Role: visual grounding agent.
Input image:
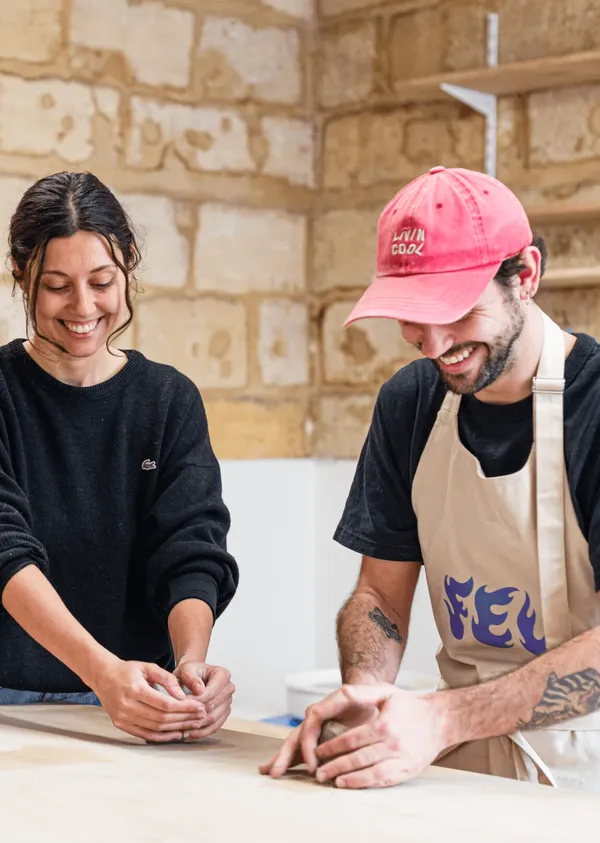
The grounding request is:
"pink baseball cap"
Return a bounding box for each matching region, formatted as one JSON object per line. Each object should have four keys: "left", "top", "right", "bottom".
{"left": 345, "top": 166, "right": 532, "bottom": 327}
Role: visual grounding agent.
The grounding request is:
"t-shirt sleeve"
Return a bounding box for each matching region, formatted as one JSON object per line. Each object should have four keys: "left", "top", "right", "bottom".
{"left": 565, "top": 368, "right": 600, "bottom": 593}
{"left": 580, "top": 470, "right": 600, "bottom": 593}
{"left": 142, "top": 382, "right": 239, "bottom": 623}
{"left": 333, "top": 373, "right": 423, "bottom": 563}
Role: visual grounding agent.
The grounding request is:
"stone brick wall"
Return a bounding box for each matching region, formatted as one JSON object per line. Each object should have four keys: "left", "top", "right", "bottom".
{"left": 0, "top": 0, "right": 599, "bottom": 460}
{"left": 315, "top": 0, "right": 600, "bottom": 457}
{"left": 0, "top": 0, "right": 316, "bottom": 459}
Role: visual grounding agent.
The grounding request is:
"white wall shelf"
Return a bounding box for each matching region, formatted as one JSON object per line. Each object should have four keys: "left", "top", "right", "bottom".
{"left": 527, "top": 203, "right": 600, "bottom": 226}
{"left": 542, "top": 266, "right": 600, "bottom": 289}
{"left": 395, "top": 49, "right": 600, "bottom": 105}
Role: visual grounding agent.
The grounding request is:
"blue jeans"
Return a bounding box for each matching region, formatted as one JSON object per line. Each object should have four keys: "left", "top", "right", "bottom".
{"left": 0, "top": 688, "right": 101, "bottom": 706}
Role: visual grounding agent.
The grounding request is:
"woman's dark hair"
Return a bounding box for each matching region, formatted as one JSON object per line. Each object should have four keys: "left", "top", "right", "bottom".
{"left": 494, "top": 233, "right": 547, "bottom": 288}
{"left": 9, "top": 171, "right": 142, "bottom": 351}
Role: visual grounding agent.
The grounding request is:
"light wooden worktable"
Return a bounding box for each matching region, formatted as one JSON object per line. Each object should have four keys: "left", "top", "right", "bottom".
{"left": 0, "top": 705, "right": 596, "bottom": 842}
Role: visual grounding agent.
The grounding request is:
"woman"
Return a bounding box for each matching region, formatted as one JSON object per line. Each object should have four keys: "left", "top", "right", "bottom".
{"left": 0, "top": 171, "right": 238, "bottom": 743}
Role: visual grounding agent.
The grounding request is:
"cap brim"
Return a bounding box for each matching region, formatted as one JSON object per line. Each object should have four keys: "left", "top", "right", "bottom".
{"left": 344, "top": 262, "right": 502, "bottom": 327}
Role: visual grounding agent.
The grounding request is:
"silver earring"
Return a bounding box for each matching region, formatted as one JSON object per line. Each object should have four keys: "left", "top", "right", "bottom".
{"left": 525, "top": 293, "right": 531, "bottom": 305}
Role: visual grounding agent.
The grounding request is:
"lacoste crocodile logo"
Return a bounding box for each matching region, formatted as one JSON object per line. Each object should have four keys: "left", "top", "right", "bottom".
{"left": 141, "top": 459, "right": 157, "bottom": 471}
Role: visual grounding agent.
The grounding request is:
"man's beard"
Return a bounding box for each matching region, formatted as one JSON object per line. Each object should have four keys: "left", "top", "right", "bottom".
{"left": 434, "top": 297, "right": 525, "bottom": 395}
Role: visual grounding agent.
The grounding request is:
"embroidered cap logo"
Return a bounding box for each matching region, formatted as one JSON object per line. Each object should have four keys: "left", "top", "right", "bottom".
{"left": 391, "top": 227, "right": 426, "bottom": 257}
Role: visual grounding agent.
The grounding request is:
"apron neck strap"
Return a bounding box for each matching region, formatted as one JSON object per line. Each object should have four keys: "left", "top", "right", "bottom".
{"left": 533, "top": 311, "right": 566, "bottom": 394}
{"left": 441, "top": 390, "right": 461, "bottom": 415}
{"left": 533, "top": 313, "right": 571, "bottom": 649}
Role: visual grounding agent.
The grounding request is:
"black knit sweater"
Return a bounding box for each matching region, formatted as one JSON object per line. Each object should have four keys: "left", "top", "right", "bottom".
{"left": 0, "top": 340, "right": 238, "bottom": 691}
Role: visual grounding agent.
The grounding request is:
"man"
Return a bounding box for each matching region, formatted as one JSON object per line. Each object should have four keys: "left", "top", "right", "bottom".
{"left": 261, "top": 166, "right": 600, "bottom": 791}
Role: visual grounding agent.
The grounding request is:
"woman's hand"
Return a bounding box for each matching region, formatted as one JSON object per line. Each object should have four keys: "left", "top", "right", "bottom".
{"left": 92, "top": 658, "right": 207, "bottom": 742}
{"left": 173, "top": 660, "right": 235, "bottom": 740}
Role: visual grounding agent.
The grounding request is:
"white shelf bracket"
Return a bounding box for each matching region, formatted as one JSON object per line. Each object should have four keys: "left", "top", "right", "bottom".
{"left": 440, "top": 13, "right": 499, "bottom": 178}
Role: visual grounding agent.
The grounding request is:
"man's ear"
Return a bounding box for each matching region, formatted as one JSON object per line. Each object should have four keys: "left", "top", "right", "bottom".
{"left": 516, "top": 245, "right": 542, "bottom": 302}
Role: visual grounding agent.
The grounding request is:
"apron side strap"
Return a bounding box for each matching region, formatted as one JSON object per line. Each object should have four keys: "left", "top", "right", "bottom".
{"left": 509, "top": 731, "right": 559, "bottom": 788}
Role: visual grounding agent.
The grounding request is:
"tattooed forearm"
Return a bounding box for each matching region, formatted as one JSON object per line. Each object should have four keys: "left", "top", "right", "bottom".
{"left": 336, "top": 594, "right": 405, "bottom": 683}
{"left": 440, "top": 626, "right": 600, "bottom": 747}
{"left": 368, "top": 607, "right": 403, "bottom": 643}
{"left": 517, "top": 668, "right": 600, "bottom": 730}
{"left": 337, "top": 600, "right": 386, "bottom": 676}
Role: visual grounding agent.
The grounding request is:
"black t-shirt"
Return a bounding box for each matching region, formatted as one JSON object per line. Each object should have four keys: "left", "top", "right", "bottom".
{"left": 334, "top": 333, "right": 600, "bottom": 591}
{"left": 0, "top": 340, "right": 238, "bottom": 692}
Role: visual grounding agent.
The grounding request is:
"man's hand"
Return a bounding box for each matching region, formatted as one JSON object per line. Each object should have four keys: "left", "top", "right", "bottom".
{"left": 259, "top": 690, "right": 376, "bottom": 778}
{"left": 174, "top": 660, "right": 235, "bottom": 739}
{"left": 92, "top": 659, "right": 207, "bottom": 742}
{"left": 261, "top": 683, "right": 447, "bottom": 789}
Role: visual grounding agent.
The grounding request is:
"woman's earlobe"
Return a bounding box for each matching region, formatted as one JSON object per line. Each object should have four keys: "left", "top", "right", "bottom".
{"left": 10, "top": 259, "right": 22, "bottom": 285}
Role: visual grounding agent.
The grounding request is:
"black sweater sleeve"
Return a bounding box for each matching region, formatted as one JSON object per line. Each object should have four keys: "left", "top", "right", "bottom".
{"left": 142, "top": 385, "right": 239, "bottom": 623}
{"left": 0, "top": 440, "right": 49, "bottom": 596}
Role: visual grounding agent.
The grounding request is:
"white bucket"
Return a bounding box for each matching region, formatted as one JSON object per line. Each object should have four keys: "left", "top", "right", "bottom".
{"left": 285, "top": 668, "right": 439, "bottom": 720}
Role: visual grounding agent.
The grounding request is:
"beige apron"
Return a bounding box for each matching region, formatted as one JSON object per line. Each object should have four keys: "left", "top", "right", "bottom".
{"left": 412, "top": 312, "right": 600, "bottom": 790}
